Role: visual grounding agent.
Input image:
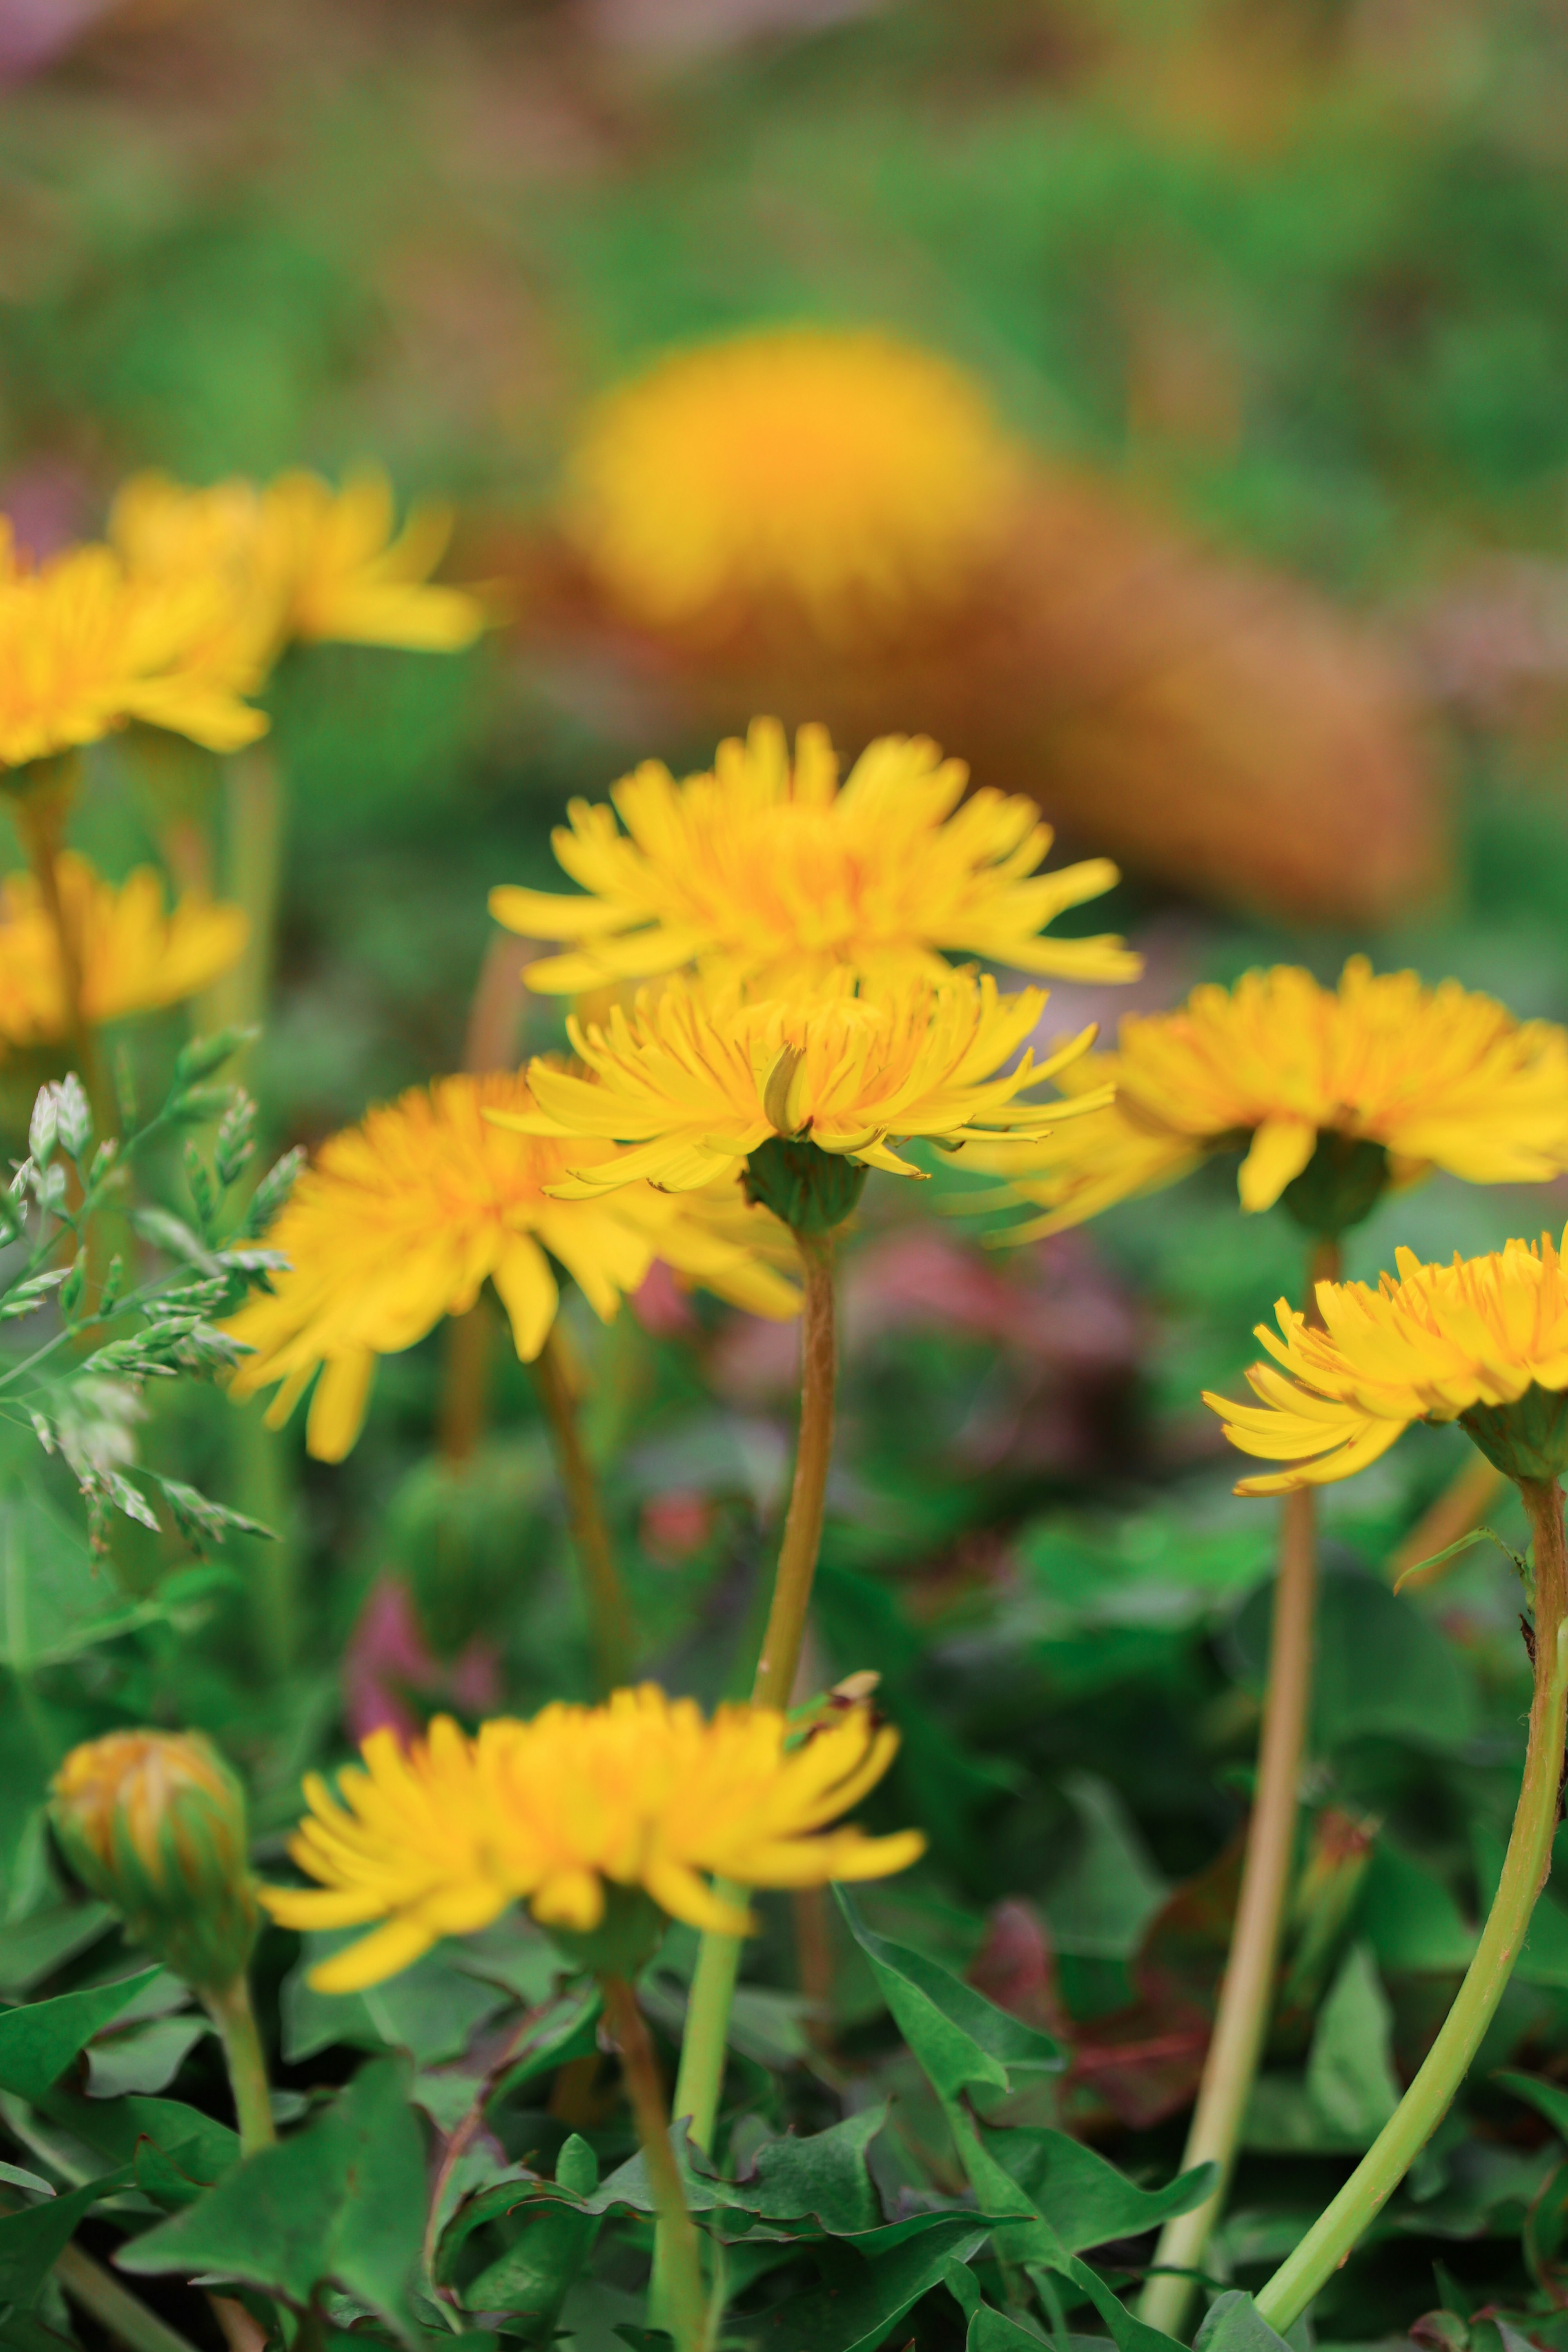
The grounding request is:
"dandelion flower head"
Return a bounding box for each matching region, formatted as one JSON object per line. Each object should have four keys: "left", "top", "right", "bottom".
{"left": 0, "top": 524, "right": 267, "bottom": 771}
{"left": 1206, "top": 1229, "right": 1568, "bottom": 1494}
{"left": 262, "top": 1686, "right": 926, "bottom": 1992}
{"left": 0, "top": 854, "right": 247, "bottom": 1045}
{"left": 223, "top": 1070, "right": 800, "bottom": 1462}
{"left": 560, "top": 326, "right": 1024, "bottom": 630}
{"left": 970, "top": 958, "right": 1568, "bottom": 1239}
{"left": 111, "top": 467, "right": 486, "bottom": 680}
{"left": 493, "top": 718, "right": 1136, "bottom": 996}
{"left": 495, "top": 968, "right": 1105, "bottom": 1197}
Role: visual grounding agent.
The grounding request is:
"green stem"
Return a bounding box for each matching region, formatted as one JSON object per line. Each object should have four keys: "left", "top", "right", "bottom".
{"left": 1140, "top": 1236, "right": 1338, "bottom": 2341}
{"left": 532, "top": 1324, "right": 631, "bottom": 1695}
{"left": 603, "top": 1973, "right": 706, "bottom": 2352}
{"left": 203, "top": 1972, "right": 276, "bottom": 2157}
{"left": 55, "top": 2242, "right": 203, "bottom": 2352}
{"left": 750, "top": 1232, "right": 837, "bottom": 1709}
{"left": 1255, "top": 1471, "right": 1568, "bottom": 2332}
{"left": 654, "top": 1231, "right": 840, "bottom": 2312}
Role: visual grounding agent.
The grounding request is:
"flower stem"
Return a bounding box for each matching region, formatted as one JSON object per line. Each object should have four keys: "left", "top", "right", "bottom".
{"left": 751, "top": 1232, "right": 836, "bottom": 1709}
{"left": 1254, "top": 1471, "right": 1568, "bottom": 2332}
{"left": 55, "top": 2243, "right": 203, "bottom": 2352}
{"left": 440, "top": 1301, "right": 492, "bottom": 1465}
{"left": 532, "top": 1323, "right": 631, "bottom": 1695}
{"left": 603, "top": 1973, "right": 707, "bottom": 2352}
{"left": 654, "top": 1229, "right": 840, "bottom": 2314}
{"left": 1139, "top": 1235, "right": 1339, "bottom": 2340}
{"left": 202, "top": 1972, "right": 276, "bottom": 2158}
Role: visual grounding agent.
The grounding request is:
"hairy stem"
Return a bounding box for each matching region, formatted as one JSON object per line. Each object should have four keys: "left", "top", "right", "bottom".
{"left": 532, "top": 1324, "right": 631, "bottom": 1694}
{"left": 56, "top": 2243, "right": 202, "bottom": 2352}
{"left": 603, "top": 1973, "right": 706, "bottom": 2352}
{"left": 1256, "top": 1472, "right": 1568, "bottom": 2331}
{"left": 202, "top": 1972, "right": 276, "bottom": 2158}
{"left": 1140, "top": 1236, "right": 1339, "bottom": 2339}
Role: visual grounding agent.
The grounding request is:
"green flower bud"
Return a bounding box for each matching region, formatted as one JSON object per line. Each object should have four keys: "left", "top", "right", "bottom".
{"left": 50, "top": 1729, "right": 260, "bottom": 1993}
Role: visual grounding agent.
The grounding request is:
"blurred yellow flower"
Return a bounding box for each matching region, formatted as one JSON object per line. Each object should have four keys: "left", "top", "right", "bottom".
{"left": 497, "top": 969, "right": 1101, "bottom": 1194}
{"left": 0, "top": 853, "right": 247, "bottom": 1044}
{"left": 492, "top": 718, "right": 1136, "bottom": 994}
{"left": 262, "top": 1686, "right": 925, "bottom": 1992}
{"left": 560, "top": 326, "right": 1024, "bottom": 630}
{"left": 1206, "top": 1231, "right": 1568, "bottom": 1495}
{"left": 0, "top": 527, "right": 267, "bottom": 770}
{"left": 223, "top": 1070, "right": 800, "bottom": 1463}
{"left": 971, "top": 958, "right": 1568, "bottom": 1239}
{"left": 110, "top": 466, "right": 486, "bottom": 683}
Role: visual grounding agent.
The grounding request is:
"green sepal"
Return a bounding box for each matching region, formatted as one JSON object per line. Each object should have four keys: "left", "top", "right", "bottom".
{"left": 743, "top": 1136, "right": 868, "bottom": 1234}
{"left": 1459, "top": 1385, "right": 1568, "bottom": 1483}
{"left": 1278, "top": 1133, "right": 1390, "bottom": 1238}
{"left": 544, "top": 1884, "right": 666, "bottom": 1980}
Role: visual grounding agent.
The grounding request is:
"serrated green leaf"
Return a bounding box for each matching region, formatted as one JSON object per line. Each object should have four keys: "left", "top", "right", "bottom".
{"left": 835, "top": 1891, "right": 1061, "bottom": 2099}
{"left": 462, "top": 2200, "right": 600, "bottom": 2336}
{"left": 119, "top": 2056, "right": 425, "bottom": 2344}
{"left": 977, "top": 2125, "right": 1214, "bottom": 2255}
{"left": 0, "top": 1969, "right": 161, "bottom": 2103}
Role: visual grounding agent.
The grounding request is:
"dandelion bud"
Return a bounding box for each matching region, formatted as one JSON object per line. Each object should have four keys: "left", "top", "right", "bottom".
{"left": 51, "top": 1730, "right": 260, "bottom": 1993}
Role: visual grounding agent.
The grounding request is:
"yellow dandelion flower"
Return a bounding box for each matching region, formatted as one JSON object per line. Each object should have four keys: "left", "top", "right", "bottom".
{"left": 110, "top": 466, "right": 486, "bottom": 678}
{"left": 261, "top": 1686, "right": 926, "bottom": 1993}
{"left": 223, "top": 1070, "right": 800, "bottom": 1463}
{"left": 492, "top": 717, "right": 1136, "bottom": 995}
{"left": 261, "top": 469, "right": 486, "bottom": 652}
{"left": 0, "top": 853, "right": 247, "bottom": 1045}
{"left": 971, "top": 958, "right": 1568, "bottom": 1239}
{"left": 494, "top": 969, "right": 1102, "bottom": 1197}
{"left": 560, "top": 325, "right": 1024, "bottom": 630}
{"left": 0, "top": 526, "right": 267, "bottom": 771}
{"left": 1205, "top": 1229, "right": 1568, "bottom": 1496}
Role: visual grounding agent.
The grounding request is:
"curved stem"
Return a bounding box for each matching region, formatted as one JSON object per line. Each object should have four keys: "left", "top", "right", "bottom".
{"left": 532, "top": 1323, "right": 631, "bottom": 1694}
{"left": 1256, "top": 1472, "right": 1568, "bottom": 2332}
{"left": 202, "top": 1972, "right": 276, "bottom": 2158}
{"left": 603, "top": 1973, "right": 706, "bottom": 2352}
{"left": 1140, "top": 1236, "right": 1339, "bottom": 2340}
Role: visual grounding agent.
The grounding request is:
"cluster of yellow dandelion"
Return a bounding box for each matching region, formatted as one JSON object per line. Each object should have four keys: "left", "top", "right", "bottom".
{"left": 225, "top": 1071, "right": 801, "bottom": 1461}
{"left": 561, "top": 326, "right": 1023, "bottom": 631}
{"left": 262, "top": 1686, "right": 924, "bottom": 1992}
{"left": 493, "top": 717, "right": 1134, "bottom": 993}
{"left": 973, "top": 957, "right": 1568, "bottom": 1238}
{"left": 0, "top": 468, "right": 481, "bottom": 788}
